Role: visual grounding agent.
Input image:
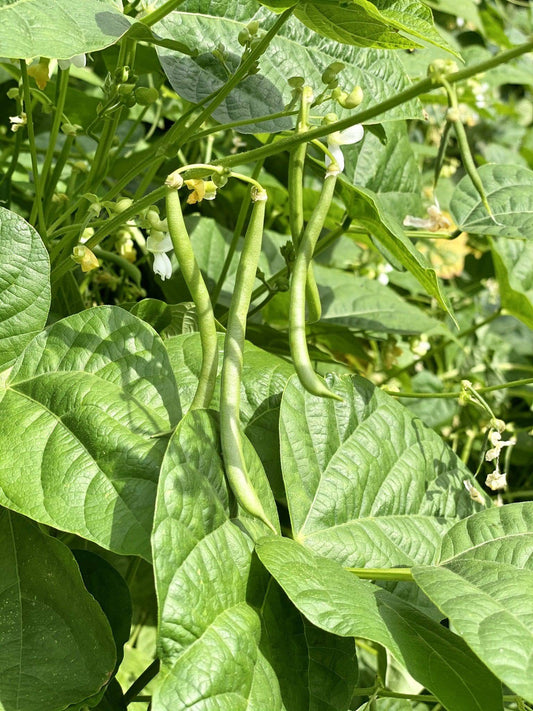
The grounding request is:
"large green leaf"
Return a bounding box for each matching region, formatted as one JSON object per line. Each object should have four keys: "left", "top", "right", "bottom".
{"left": 344, "top": 122, "right": 423, "bottom": 218}
{"left": 413, "top": 503, "right": 533, "bottom": 703}
{"left": 280, "top": 374, "right": 486, "bottom": 611}
{"left": 0, "top": 208, "right": 50, "bottom": 371}
{"left": 491, "top": 237, "right": 533, "bottom": 329}
{"left": 0, "top": 510, "right": 116, "bottom": 711}
{"left": 450, "top": 164, "right": 533, "bottom": 238}
{"left": 313, "top": 265, "right": 447, "bottom": 335}
{"left": 166, "top": 331, "right": 293, "bottom": 499}
{"left": 152, "top": 410, "right": 281, "bottom": 710}
{"left": 292, "top": 0, "right": 457, "bottom": 55}
{"left": 256, "top": 537, "right": 503, "bottom": 711}
{"left": 0, "top": 0, "right": 132, "bottom": 59}
{"left": 155, "top": 2, "right": 422, "bottom": 126}
{"left": 338, "top": 181, "right": 454, "bottom": 320}
{"left": 0, "top": 306, "right": 179, "bottom": 560}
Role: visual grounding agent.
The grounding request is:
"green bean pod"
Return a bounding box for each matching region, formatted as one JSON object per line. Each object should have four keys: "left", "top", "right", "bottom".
{"left": 219, "top": 188, "right": 277, "bottom": 533}
{"left": 165, "top": 185, "right": 218, "bottom": 410}
{"left": 288, "top": 86, "right": 322, "bottom": 323}
{"left": 289, "top": 173, "right": 342, "bottom": 401}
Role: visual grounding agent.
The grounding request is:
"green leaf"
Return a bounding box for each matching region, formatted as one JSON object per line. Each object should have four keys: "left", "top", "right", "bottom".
{"left": 0, "top": 0, "right": 132, "bottom": 59}
{"left": 0, "top": 208, "right": 50, "bottom": 371}
{"left": 344, "top": 122, "right": 423, "bottom": 218}
{"left": 256, "top": 537, "right": 503, "bottom": 711}
{"left": 338, "top": 181, "right": 454, "bottom": 320}
{"left": 73, "top": 550, "right": 132, "bottom": 670}
{"left": 293, "top": 0, "right": 457, "bottom": 55}
{"left": 303, "top": 620, "right": 358, "bottom": 711}
{"left": 151, "top": 410, "right": 283, "bottom": 710}
{"left": 0, "top": 306, "right": 179, "bottom": 560}
{"left": 437, "top": 502, "right": 533, "bottom": 567}
{"left": 313, "top": 265, "right": 448, "bottom": 335}
{"left": 491, "top": 237, "right": 533, "bottom": 329}
{"left": 450, "top": 164, "right": 533, "bottom": 238}
{"left": 413, "top": 503, "right": 533, "bottom": 703}
{"left": 0, "top": 510, "right": 116, "bottom": 711}
{"left": 280, "top": 374, "right": 487, "bottom": 611}
{"left": 155, "top": 2, "right": 422, "bottom": 126}
{"left": 166, "top": 332, "right": 293, "bottom": 500}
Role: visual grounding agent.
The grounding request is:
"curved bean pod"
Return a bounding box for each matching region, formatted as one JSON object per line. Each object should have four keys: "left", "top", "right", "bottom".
{"left": 219, "top": 188, "right": 277, "bottom": 533}
{"left": 165, "top": 185, "right": 218, "bottom": 410}
{"left": 289, "top": 173, "right": 342, "bottom": 401}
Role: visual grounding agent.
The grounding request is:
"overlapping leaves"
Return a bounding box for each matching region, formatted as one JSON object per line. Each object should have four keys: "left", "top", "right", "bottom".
{"left": 0, "top": 306, "right": 179, "bottom": 560}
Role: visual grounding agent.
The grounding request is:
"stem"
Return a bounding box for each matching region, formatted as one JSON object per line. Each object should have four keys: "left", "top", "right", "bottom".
{"left": 40, "top": 67, "right": 70, "bottom": 199}
{"left": 139, "top": 0, "right": 187, "bottom": 26}
{"left": 386, "top": 376, "right": 533, "bottom": 399}
{"left": 185, "top": 107, "right": 298, "bottom": 143}
{"left": 123, "top": 659, "right": 160, "bottom": 704}
{"left": 21, "top": 61, "right": 46, "bottom": 234}
{"left": 51, "top": 185, "right": 167, "bottom": 284}
{"left": 175, "top": 8, "right": 295, "bottom": 150}
{"left": 346, "top": 567, "right": 414, "bottom": 581}
{"left": 212, "top": 38, "right": 533, "bottom": 170}
{"left": 165, "top": 185, "right": 218, "bottom": 409}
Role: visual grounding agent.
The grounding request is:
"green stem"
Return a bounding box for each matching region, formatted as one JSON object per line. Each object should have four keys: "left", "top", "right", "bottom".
{"left": 165, "top": 185, "right": 218, "bottom": 410}
{"left": 21, "top": 62, "right": 46, "bottom": 234}
{"left": 123, "top": 659, "right": 160, "bottom": 704}
{"left": 442, "top": 78, "right": 495, "bottom": 221}
{"left": 386, "top": 376, "right": 533, "bottom": 399}
{"left": 51, "top": 185, "right": 167, "bottom": 284}
{"left": 92, "top": 246, "right": 143, "bottom": 286}
{"left": 289, "top": 174, "right": 341, "bottom": 400}
{"left": 346, "top": 567, "right": 414, "bottom": 581}
{"left": 40, "top": 67, "right": 70, "bottom": 199}
{"left": 219, "top": 188, "right": 277, "bottom": 533}
{"left": 212, "top": 38, "right": 533, "bottom": 170}
{"left": 175, "top": 7, "right": 294, "bottom": 150}
{"left": 184, "top": 107, "right": 298, "bottom": 143}
{"left": 139, "top": 0, "right": 187, "bottom": 26}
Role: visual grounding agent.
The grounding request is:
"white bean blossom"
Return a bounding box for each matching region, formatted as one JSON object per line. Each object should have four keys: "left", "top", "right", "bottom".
{"left": 58, "top": 54, "right": 87, "bottom": 71}
{"left": 325, "top": 124, "right": 364, "bottom": 175}
{"left": 147, "top": 231, "right": 173, "bottom": 281}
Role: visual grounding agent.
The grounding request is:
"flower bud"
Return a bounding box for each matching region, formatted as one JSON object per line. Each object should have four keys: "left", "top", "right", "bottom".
{"left": 135, "top": 86, "right": 159, "bottom": 105}
{"left": 72, "top": 245, "right": 99, "bottom": 272}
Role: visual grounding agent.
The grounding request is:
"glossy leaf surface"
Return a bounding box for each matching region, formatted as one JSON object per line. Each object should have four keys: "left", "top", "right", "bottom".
{"left": 0, "top": 307, "right": 179, "bottom": 560}
{"left": 0, "top": 0, "right": 132, "bottom": 59}
{"left": 0, "top": 208, "right": 50, "bottom": 371}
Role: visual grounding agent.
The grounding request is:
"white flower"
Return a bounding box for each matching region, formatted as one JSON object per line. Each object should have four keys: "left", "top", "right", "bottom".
{"left": 152, "top": 252, "right": 172, "bottom": 281}
{"left": 485, "top": 466, "right": 507, "bottom": 491}
{"left": 463, "top": 480, "right": 485, "bottom": 505}
{"left": 58, "top": 54, "right": 86, "bottom": 71}
{"left": 9, "top": 113, "right": 27, "bottom": 132}
{"left": 485, "top": 430, "right": 516, "bottom": 462}
{"left": 147, "top": 230, "right": 173, "bottom": 281}
{"left": 325, "top": 124, "right": 364, "bottom": 175}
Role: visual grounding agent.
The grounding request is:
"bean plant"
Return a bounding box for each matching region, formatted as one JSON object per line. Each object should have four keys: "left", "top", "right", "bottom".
{"left": 1, "top": 1, "right": 533, "bottom": 710}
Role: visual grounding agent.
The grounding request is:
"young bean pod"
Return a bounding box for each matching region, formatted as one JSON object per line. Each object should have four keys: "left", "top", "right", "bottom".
{"left": 289, "top": 173, "right": 342, "bottom": 400}
{"left": 288, "top": 86, "right": 322, "bottom": 323}
{"left": 165, "top": 184, "right": 218, "bottom": 410}
{"left": 219, "top": 187, "right": 277, "bottom": 533}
